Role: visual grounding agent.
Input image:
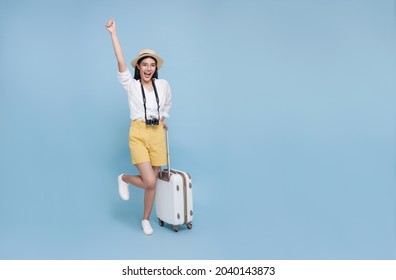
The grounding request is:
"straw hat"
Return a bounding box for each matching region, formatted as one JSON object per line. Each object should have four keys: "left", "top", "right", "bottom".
{"left": 131, "top": 49, "right": 164, "bottom": 69}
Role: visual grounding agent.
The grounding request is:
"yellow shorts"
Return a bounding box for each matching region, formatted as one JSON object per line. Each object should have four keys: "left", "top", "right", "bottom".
{"left": 129, "top": 120, "right": 166, "bottom": 166}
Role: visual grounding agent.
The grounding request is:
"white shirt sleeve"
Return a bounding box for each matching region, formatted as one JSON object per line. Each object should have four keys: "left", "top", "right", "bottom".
{"left": 161, "top": 80, "right": 172, "bottom": 118}
{"left": 117, "top": 68, "right": 135, "bottom": 93}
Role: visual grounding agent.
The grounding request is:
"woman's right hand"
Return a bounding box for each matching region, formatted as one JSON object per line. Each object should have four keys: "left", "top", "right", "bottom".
{"left": 105, "top": 17, "right": 127, "bottom": 72}
{"left": 105, "top": 17, "right": 116, "bottom": 33}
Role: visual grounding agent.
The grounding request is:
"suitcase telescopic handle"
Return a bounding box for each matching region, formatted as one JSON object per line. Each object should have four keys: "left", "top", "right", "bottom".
{"left": 165, "top": 127, "right": 171, "bottom": 178}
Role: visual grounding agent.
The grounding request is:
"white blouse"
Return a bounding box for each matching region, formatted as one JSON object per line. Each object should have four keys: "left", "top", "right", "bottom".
{"left": 118, "top": 68, "right": 172, "bottom": 121}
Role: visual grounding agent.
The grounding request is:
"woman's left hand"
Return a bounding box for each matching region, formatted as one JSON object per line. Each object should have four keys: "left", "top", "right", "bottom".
{"left": 160, "top": 120, "right": 168, "bottom": 130}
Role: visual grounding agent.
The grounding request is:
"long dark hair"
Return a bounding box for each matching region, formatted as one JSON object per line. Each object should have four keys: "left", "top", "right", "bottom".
{"left": 133, "top": 56, "right": 159, "bottom": 80}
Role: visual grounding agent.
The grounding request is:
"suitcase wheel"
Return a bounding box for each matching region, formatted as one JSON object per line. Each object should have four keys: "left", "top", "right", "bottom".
{"left": 172, "top": 225, "right": 179, "bottom": 232}
{"left": 158, "top": 218, "right": 164, "bottom": 227}
{"left": 186, "top": 223, "right": 193, "bottom": 230}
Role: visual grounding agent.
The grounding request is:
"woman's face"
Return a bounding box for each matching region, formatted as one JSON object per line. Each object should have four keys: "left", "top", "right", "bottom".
{"left": 137, "top": 57, "right": 157, "bottom": 83}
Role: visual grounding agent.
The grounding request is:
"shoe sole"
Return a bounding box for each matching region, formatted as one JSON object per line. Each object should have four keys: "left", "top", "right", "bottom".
{"left": 118, "top": 174, "right": 129, "bottom": 201}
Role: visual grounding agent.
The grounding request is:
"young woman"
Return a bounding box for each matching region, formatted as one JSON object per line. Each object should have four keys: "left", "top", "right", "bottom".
{"left": 106, "top": 18, "right": 172, "bottom": 235}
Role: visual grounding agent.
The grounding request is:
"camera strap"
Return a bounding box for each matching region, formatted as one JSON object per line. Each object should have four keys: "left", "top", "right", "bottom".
{"left": 140, "top": 79, "right": 160, "bottom": 122}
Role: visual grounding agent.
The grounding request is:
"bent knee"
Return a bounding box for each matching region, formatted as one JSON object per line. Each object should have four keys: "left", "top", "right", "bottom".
{"left": 144, "top": 177, "right": 157, "bottom": 190}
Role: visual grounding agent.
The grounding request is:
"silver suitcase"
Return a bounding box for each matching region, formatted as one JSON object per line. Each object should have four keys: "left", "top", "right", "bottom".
{"left": 155, "top": 129, "right": 193, "bottom": 232}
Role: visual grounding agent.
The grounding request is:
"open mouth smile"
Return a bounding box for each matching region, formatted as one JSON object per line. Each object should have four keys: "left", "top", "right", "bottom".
{"left": 144, "top": 72, "right": 152, "bottom": 79}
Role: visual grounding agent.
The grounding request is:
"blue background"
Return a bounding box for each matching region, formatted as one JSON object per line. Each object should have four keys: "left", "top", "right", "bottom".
{"left": 0, "top": 0, "right": 395, "bottom": 259}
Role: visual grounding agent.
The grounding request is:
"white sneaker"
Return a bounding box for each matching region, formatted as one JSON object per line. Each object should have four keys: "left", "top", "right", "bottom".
{"left": 142, "top": 219, "right": 153, "bottom": 235}
{"left": 118, "top": 174, "right": 129, "bottom": 201}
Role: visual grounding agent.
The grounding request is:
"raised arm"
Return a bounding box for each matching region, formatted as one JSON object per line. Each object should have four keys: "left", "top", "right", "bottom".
{"left": 106, "top": 18, "right": 127, "bottom": 73}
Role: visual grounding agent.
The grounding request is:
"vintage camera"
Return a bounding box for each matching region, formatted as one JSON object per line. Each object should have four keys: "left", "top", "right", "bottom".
{"left": 145, "top": 118, "right": 159, "bottom": 126}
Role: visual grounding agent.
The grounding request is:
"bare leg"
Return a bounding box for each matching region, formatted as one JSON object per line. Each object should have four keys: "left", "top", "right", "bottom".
{"left": 122, "top": 162, "right": 160, "bottom": 220}
{"left": 141, "top": 165, "right": 160, "bottom": 220}
{"left": 121, "top": 173, "right": 145, "bottom": 188}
